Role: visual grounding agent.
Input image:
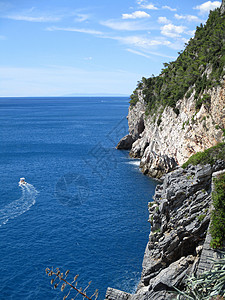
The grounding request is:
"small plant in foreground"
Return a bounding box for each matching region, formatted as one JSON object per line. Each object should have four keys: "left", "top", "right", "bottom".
{"left": 45, "top": 267, "right": 98, "bottom": 300}
{"left": 172, "top": 252, "right": 225, "bottom": 299}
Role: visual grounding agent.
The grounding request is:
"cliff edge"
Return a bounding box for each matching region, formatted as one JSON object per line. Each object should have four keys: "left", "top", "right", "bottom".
{"left": 105, "top": 160, "right": 225, "bottom": 300}
{"left": 117, "top": 2, "right": 225, "bottom": 178}
{"left": 107, "top": 2, "right": 225, "bottom": 299}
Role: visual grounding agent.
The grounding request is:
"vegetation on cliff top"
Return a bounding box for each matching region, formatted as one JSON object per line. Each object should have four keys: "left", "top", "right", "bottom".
{"left": 182, "top": 143, "right": 225, "bottom": 169}
{"left": 130, "top": 7, "right": 225, "bottom": 115}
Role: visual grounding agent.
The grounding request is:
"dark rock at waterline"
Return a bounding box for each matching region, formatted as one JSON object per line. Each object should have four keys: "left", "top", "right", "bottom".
{"left": 116, "top": 134, "right": 134, "bottom": 150}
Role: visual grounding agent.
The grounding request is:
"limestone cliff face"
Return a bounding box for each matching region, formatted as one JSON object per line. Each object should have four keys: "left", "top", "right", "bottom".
{"left": 120, "top": 82, "right": 225, "bottom": 178}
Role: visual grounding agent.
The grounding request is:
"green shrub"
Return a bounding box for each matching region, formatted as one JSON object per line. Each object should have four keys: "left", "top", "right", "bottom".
{"left": 129, "top": 93, "right": 139, "bottom": 106}
{"left": 210, "top": 173, "right": 225, "bottom": 249}
{"left": 172, "top": 252, "right": 225, "bottom": 299}
{"left": 182, "top": 143, "right": 225, "bottom": 168}
{"left": 197, "top": 214, "right": 206, "bottom": 222}
{"left": 195, "top": 94, "right": 211, "bottom": 110}
{"left": 152, "top": 228, "right": 160, "bottom": 233}
{"left": 130, "top": 8, "right": 225, "bottom": 116}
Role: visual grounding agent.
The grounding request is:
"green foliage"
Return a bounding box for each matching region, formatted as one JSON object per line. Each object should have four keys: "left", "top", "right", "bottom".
{"left": 197, "top": 214, "right": 206, "bottom": 222}
{"left": 210, "top": 173, "right": 225, "bottom": 249}
{"left": 196, "top": 94, "right": 211, "bottom": 110}
{"left": 130, "top": 8, "right": 225, "bottom": 115}
{"left": 129, "top": 91, "right": 139, "bottom": 106}
{"left": 172, "top": 252, "right": 225, "bottom": 299}
{"left": 152, "top": 228, "right": 160, "bottom": 233}
{"left": 186, "top": 88, "right": 194, "bottom": 99}
{"left": 182, "top": 143, "right": 225, "bottom": 168}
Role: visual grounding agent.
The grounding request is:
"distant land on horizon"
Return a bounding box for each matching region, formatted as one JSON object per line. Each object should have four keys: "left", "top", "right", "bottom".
{"left": 63, "top": 93, "right": 130, "bottom": 97}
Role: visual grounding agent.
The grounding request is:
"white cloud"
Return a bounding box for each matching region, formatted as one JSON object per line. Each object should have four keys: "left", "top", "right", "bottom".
{"left": 141, "top": 4, "right": 158, "bottom": 10}
{"left": 122, "top": 11, "right": 150, "bottom": 19}
{"left": 162, "top": 6, "right": 177, "bottom": 12}
{"left": 161, "top": 24, "right": 186, "bottom": 38}
{"left": 101, "top": 20, "right": 150, "bottom": 31}
{"left": 0, "top": 35, "right": 6, "bottom": 40}
{"left": 174, "top": 13, "right": 200, "bottom": 22}
{"left": 126, "top": 48, "right": 176, "bottom": 59}
{"left": 46, "top": 26, "right": 103, "bottom": 35}
{"left": 116, "top": 35, "right": 171, "bottom": 48}
{"left": 6, "top": 14, "right": 61, "bottom": 22}
{"left": 136, "top": 0, "right": 145, "bottom": 4}
{"left": 126, "top": 48, "right": 151, "bottom": 58}
{"left": 84, "top": 57, "right": 93, "bottom": 60}
{"left": 194, "top": 1, "right": 221, "bottom": 14}
{"left": 158, "top": 16, "right": 170, "bottom": 24}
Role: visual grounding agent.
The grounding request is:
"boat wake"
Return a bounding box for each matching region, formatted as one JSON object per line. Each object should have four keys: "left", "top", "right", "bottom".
{"left": 0, "top": 183, "right": 38, "bottom": 227}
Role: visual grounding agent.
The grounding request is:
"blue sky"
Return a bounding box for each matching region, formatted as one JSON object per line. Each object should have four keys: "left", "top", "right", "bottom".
{"left": 0, "top": 0, "right": 222, "bottom": 96}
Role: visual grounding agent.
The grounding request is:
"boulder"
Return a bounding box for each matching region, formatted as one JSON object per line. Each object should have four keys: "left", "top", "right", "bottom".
{"left": 117, "top": 134, "right": 134, "bottom": 150}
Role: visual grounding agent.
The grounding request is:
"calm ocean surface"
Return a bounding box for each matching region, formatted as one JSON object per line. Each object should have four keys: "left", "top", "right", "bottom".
{"left": 0, "top": 97, "right": 157, "bottom": 299}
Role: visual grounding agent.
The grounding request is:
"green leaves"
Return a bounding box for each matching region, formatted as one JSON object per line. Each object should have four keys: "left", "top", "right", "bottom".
{"left": 130, "top": 7, "right": 225, "bottom": 115}
{"left": 182, "top": 143, "right": 225, "bottom": 169}
{"left": 172, "top": 252, "right": 225, "bottom": 299}
{"left": 210, "top": 173, "right": 225, "bottom": 249}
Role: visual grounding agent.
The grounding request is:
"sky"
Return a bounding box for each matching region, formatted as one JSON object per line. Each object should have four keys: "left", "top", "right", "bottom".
{"left": 0, "top": 0, "right": 222, "bottom": 97}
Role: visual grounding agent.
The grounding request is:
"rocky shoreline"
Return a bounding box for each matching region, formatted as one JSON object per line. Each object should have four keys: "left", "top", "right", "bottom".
{"left": 117, "top": 80, "right": 225, "bottom": 179}
{"left": 105, "top": 162, "right": 225, "bottom": 300}
{"left": 109, "top": 3, "right": 225, "bottom": 297}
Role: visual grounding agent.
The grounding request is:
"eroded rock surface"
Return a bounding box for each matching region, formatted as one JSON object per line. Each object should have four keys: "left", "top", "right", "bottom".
{"left": 118, "top": 83, "right": 225, "bottom": 178}
{"left": 105, "top": 163, "right": 225, "bottom": 300}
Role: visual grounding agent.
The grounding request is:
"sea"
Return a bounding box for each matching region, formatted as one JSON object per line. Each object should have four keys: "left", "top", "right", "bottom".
{"left": 0, "top": 97, "right": 157, "bottom": 300}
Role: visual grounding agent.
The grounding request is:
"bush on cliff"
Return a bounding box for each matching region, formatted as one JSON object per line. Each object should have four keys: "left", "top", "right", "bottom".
{"left": 182, "top": 143, "right": 225, "bottom": 169}
{"left": 130, "top": 7, "right": 225, "bottom": 114}
{"left": 210, "top": 173, "right": 225, "bottom": 249}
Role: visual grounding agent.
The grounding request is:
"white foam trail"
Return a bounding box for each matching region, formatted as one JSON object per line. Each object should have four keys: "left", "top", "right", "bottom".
{"left": 0, "top": 183, "right": 38, "bottom": 227}
{"left": 126, "top": 161, "right": 140, "bottom": 167}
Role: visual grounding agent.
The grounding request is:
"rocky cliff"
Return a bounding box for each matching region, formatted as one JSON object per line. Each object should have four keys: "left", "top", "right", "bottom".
{"left": 117, "top": 2, "right": 225, "bottom": 179}
{"left": 109, "top": 2, "right": 225, "bottom": 299}
{"left": 105, "top": 162, "right": 225, "bottom": 300}
{"left": 118, "top": 83, "right": 225, "bottom": 179}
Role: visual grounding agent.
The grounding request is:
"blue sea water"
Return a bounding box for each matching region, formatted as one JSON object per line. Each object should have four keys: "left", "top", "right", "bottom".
{"left": 0, "top": 97, "right": 157, "bottom": 299}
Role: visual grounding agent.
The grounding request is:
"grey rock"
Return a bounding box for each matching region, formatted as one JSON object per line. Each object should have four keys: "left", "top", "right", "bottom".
{"left": 150, "top": 256, "right": 194, "bottom": 291}
{"left": 105, "top": 166, "right": 225, "bottom": 300}
{"left": 105, "top": 288, "right": 132, "bottom": 300}
{"left": 117, "top": 134, "right": 134, "bottom": 150}
{"left": 213, "top": 159, "right": 225, "bottom": 172}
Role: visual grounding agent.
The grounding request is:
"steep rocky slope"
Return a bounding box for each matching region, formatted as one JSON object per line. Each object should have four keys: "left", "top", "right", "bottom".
{"left": 105, "top": 162, "right": 225, "bottom": 300}
{"left": 126, "top": 84, "right": 224, "bottom": 178}
{"left": 117, "top": 2, "right": 225, "bottom": 179}
{"left": 108, "top": 2, "right": 225, "bottom": 300}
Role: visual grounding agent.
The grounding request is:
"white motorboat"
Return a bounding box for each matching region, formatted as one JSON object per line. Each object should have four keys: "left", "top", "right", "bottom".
{"left": 19, "top": 177, "right": 27, "bottom": 186}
